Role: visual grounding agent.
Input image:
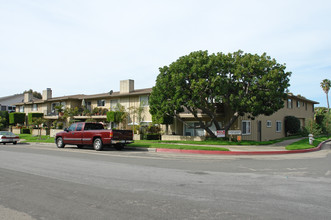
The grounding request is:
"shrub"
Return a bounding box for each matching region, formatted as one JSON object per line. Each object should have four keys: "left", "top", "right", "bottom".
{"left": 9, "top": 112, "right": 26, "bottom": 125}
{"left": 107, "top": 111, "right": 124, "bottom": 123}
{"left": 0, "top": 116, "right": 6, "bottom": 129}
{"left": 0, "top": 111, "right": 9, "bottom": 127}
{"left": 285, "top": 116, "right": 301, "bottom": 135}
{"left": 21, "top": 128, "right": 30, "bottom": 134}
{"left": 28, "top": 113, "right": 44, "bottom": 124}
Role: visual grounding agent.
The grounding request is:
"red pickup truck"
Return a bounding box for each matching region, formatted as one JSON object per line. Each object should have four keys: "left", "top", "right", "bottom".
{"left": 55, "top": 122, "right": 133, "bottom": 151}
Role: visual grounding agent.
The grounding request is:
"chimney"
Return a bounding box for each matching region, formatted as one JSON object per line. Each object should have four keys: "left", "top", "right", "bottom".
{"left": 42, "top": 88, "right": 52, "bottom": 100}
{"left": 24, "top": 92, "right": 32, "bottom": 102}
{"left": 120, "top": 79, "right": 134, "bottom": 94}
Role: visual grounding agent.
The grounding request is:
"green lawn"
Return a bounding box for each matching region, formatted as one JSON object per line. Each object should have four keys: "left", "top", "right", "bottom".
{"left": 140, "top": 135, "right": 302, "bottom": 146}
{"left": 19, "top": 134, "right": 55, "bottom": 143}
{"left": 285, "top": 136, "right": 330, "bottom": 150}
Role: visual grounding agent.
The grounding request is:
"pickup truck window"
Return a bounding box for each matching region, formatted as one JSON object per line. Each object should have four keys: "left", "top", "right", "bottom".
{"left": 68, "top": 124, "right": 76, "bottom": 132}
{"left": 84, "top": 123, "right": 104, "bottom": 130}
{"left": 76, "top": 123, "right": 83, "bottom": 131}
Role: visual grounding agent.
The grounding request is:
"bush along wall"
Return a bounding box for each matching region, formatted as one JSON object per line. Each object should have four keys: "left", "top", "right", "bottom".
{"left": 285, "top": 115, "right": 301, "bottom": 136}
{"left": 0, "top": 111, "right": 9, "bottom": 127}
{"left": 28, "top": 113, "right": 44, "bottom": 124}
{"left": 9, "top": 112, "right": 26, "bottom": 125}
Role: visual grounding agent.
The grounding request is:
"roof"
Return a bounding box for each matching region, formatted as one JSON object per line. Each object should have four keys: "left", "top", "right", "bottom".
{"left": 83, "top": 88, "right": 152, "bottom": 99}
{"left": 0, "top": 94, "right": 24, "bottom": 106}
{"left": 287, "top": 94, "right": 319, "bottom": 104}
{"left": 15, "top": 88, "right": 152, "bottom": 105}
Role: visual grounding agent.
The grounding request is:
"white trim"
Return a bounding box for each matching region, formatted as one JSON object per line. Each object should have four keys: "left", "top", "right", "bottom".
{"left": 266, "top": 120, "right": 272, "bottom": 128}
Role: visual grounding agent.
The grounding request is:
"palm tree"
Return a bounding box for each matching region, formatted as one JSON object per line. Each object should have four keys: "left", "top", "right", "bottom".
{"left": 320, "top": 79, "right": 330, "bottom": 111}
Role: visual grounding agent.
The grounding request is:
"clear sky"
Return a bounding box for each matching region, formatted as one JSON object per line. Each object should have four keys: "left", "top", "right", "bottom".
{"left": 1, "top": 0, "right": 330, "bottom": 107}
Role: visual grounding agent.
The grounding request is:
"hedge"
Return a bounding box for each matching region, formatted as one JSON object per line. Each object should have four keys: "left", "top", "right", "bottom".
{"left": 28, "top": 113, "right": 44, "bottom": 124}
{"left": 0, "top": 111, "right": 9, "bottom": 127}
{"left": 9, "top": 112, "right": 26, "bottom": 125}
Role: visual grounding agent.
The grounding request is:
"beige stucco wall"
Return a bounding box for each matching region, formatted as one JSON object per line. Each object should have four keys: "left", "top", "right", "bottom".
{"left": 240, "top": 97, "right": 315, "bottom": 141}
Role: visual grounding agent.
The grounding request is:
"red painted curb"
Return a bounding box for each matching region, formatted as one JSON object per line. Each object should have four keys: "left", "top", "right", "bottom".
{"left": 155, "top": 140, "right": 329, "bottom": 155}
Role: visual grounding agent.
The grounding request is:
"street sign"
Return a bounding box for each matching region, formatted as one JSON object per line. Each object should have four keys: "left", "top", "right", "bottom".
{"left": 216, "top": 130, "right": 225, "bottom": 138}
{"left": 228, "top": 130, "right": 242, "bottom": 135}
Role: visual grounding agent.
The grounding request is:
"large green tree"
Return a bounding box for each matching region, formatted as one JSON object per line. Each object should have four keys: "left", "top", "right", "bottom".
{"left": 150, "top": 50, "right": 291, "bottom": 137}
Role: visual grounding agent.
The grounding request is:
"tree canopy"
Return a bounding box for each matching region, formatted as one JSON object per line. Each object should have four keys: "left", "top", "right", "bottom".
{"left": 320, "top": 79, "right": 330, "bottom": 111}
{"left": 24, "top": 89, "right": 42, "bottom": 99}
{"left": 149, "top": 50, "right": 291, "bottom": 137}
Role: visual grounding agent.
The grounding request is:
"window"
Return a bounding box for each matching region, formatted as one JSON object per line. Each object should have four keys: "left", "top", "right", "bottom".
{"left": 276, "top": 121, "right": 282, "bottom": 132}
{"left": 287, "top": 99, "right": 292, "bottom": 109}
{"left": 1, "top": 106, "right": 6, "bottom": 111}
{"left": 32, "top": 104, "right": 38, "bottom": 111}
{"left": 84, "top": 123, "right": 104, "bottom": 130}
{"left": 266, "top": 120, "right": 272, "bottom": 128}
{"left": 76, "top": 123, "right": 83, "bottom": 131}
{"left": 140, "top": 95, "right": 149, "bottom": 107}
{"left": 19, "top": 106, "right": 24, "bottom": 112}
{"left": 184, "top": 122, "right": 205, "bottom": 137}
{"left": 97, "top": 99, "right": 105, "bottom": 107}
{"left": 110, "top": 99, "right": 118, "bottom": 110}
{"left": 296, "top": 101, "right": 300, "bottom": 108}
{"left": 242, "top": 120, "right": 251, "bottom": 135}
{"left": 68, "top": 123, "right": 76, "bottom": 132}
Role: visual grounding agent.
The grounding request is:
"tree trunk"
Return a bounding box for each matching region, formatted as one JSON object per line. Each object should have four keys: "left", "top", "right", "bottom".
{"left": 326, "top": 93, "right": 330, "bottom": 112}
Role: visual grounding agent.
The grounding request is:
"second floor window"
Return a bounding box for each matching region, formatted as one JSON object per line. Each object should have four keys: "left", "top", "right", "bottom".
{"left": 140, "top": 95, "right": 149, "bottom": 107}
{"left": 110, "top": 100, "right": 118, "bottom": 110}
{"left": 97, "top": 100, "right": 105, "bottom": 107}
{"left": 32, "top": 104, "right": 38, "bottom": 111}
{"left": 19, "top": 106, "right": 24, "bottom": 112}
{"left": 287, "top": 99, "right": 292, "bottom": 109}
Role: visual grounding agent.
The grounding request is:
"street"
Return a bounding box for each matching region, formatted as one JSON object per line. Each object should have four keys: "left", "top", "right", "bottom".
{"left": 0, "top": 142, "right": 330, "bottom": 220}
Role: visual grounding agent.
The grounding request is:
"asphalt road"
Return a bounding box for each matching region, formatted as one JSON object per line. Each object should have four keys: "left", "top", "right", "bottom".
{"left": 0, "top": 142, "right": 330, "bottom": 220}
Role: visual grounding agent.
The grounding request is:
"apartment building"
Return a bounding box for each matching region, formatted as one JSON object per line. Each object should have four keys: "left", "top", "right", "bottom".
{"left": 15, "top": 80, "right": 152, "bottom": 127}
{"left": 15, "top": 79, "right": 318, "bottom": 141}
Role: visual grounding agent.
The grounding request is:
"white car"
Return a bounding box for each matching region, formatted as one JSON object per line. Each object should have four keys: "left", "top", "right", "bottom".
{"left": 0, "top": 131, "right": 19, "bottom": 145}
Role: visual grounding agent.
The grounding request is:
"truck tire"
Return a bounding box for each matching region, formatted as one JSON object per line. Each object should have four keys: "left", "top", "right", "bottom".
{"left": 114, "top": 144, "right": 124, "bottom": 151}
{"left": 77, "top": 145, "right": 83, "bottom": 149}
{"left": 56, "top": 137, "right": 65, "bottom": 148}
{"left": 93, "top": 138, "right": 103, "bottom": 151}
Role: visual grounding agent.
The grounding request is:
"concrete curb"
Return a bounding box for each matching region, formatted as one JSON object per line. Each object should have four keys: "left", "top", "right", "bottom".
{"left": 155, "top": 140, "right": 330, "bottom": 155}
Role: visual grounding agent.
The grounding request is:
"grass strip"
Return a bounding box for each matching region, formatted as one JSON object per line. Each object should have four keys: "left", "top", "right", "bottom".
{"left": 285, "top": 136, "right": 330, "bottom": 150}
{"left": 19, "top": 134, "right": 55, "bottom": 143}
{"left": 138, "top": 135, "right": 301, "bottom": 146}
